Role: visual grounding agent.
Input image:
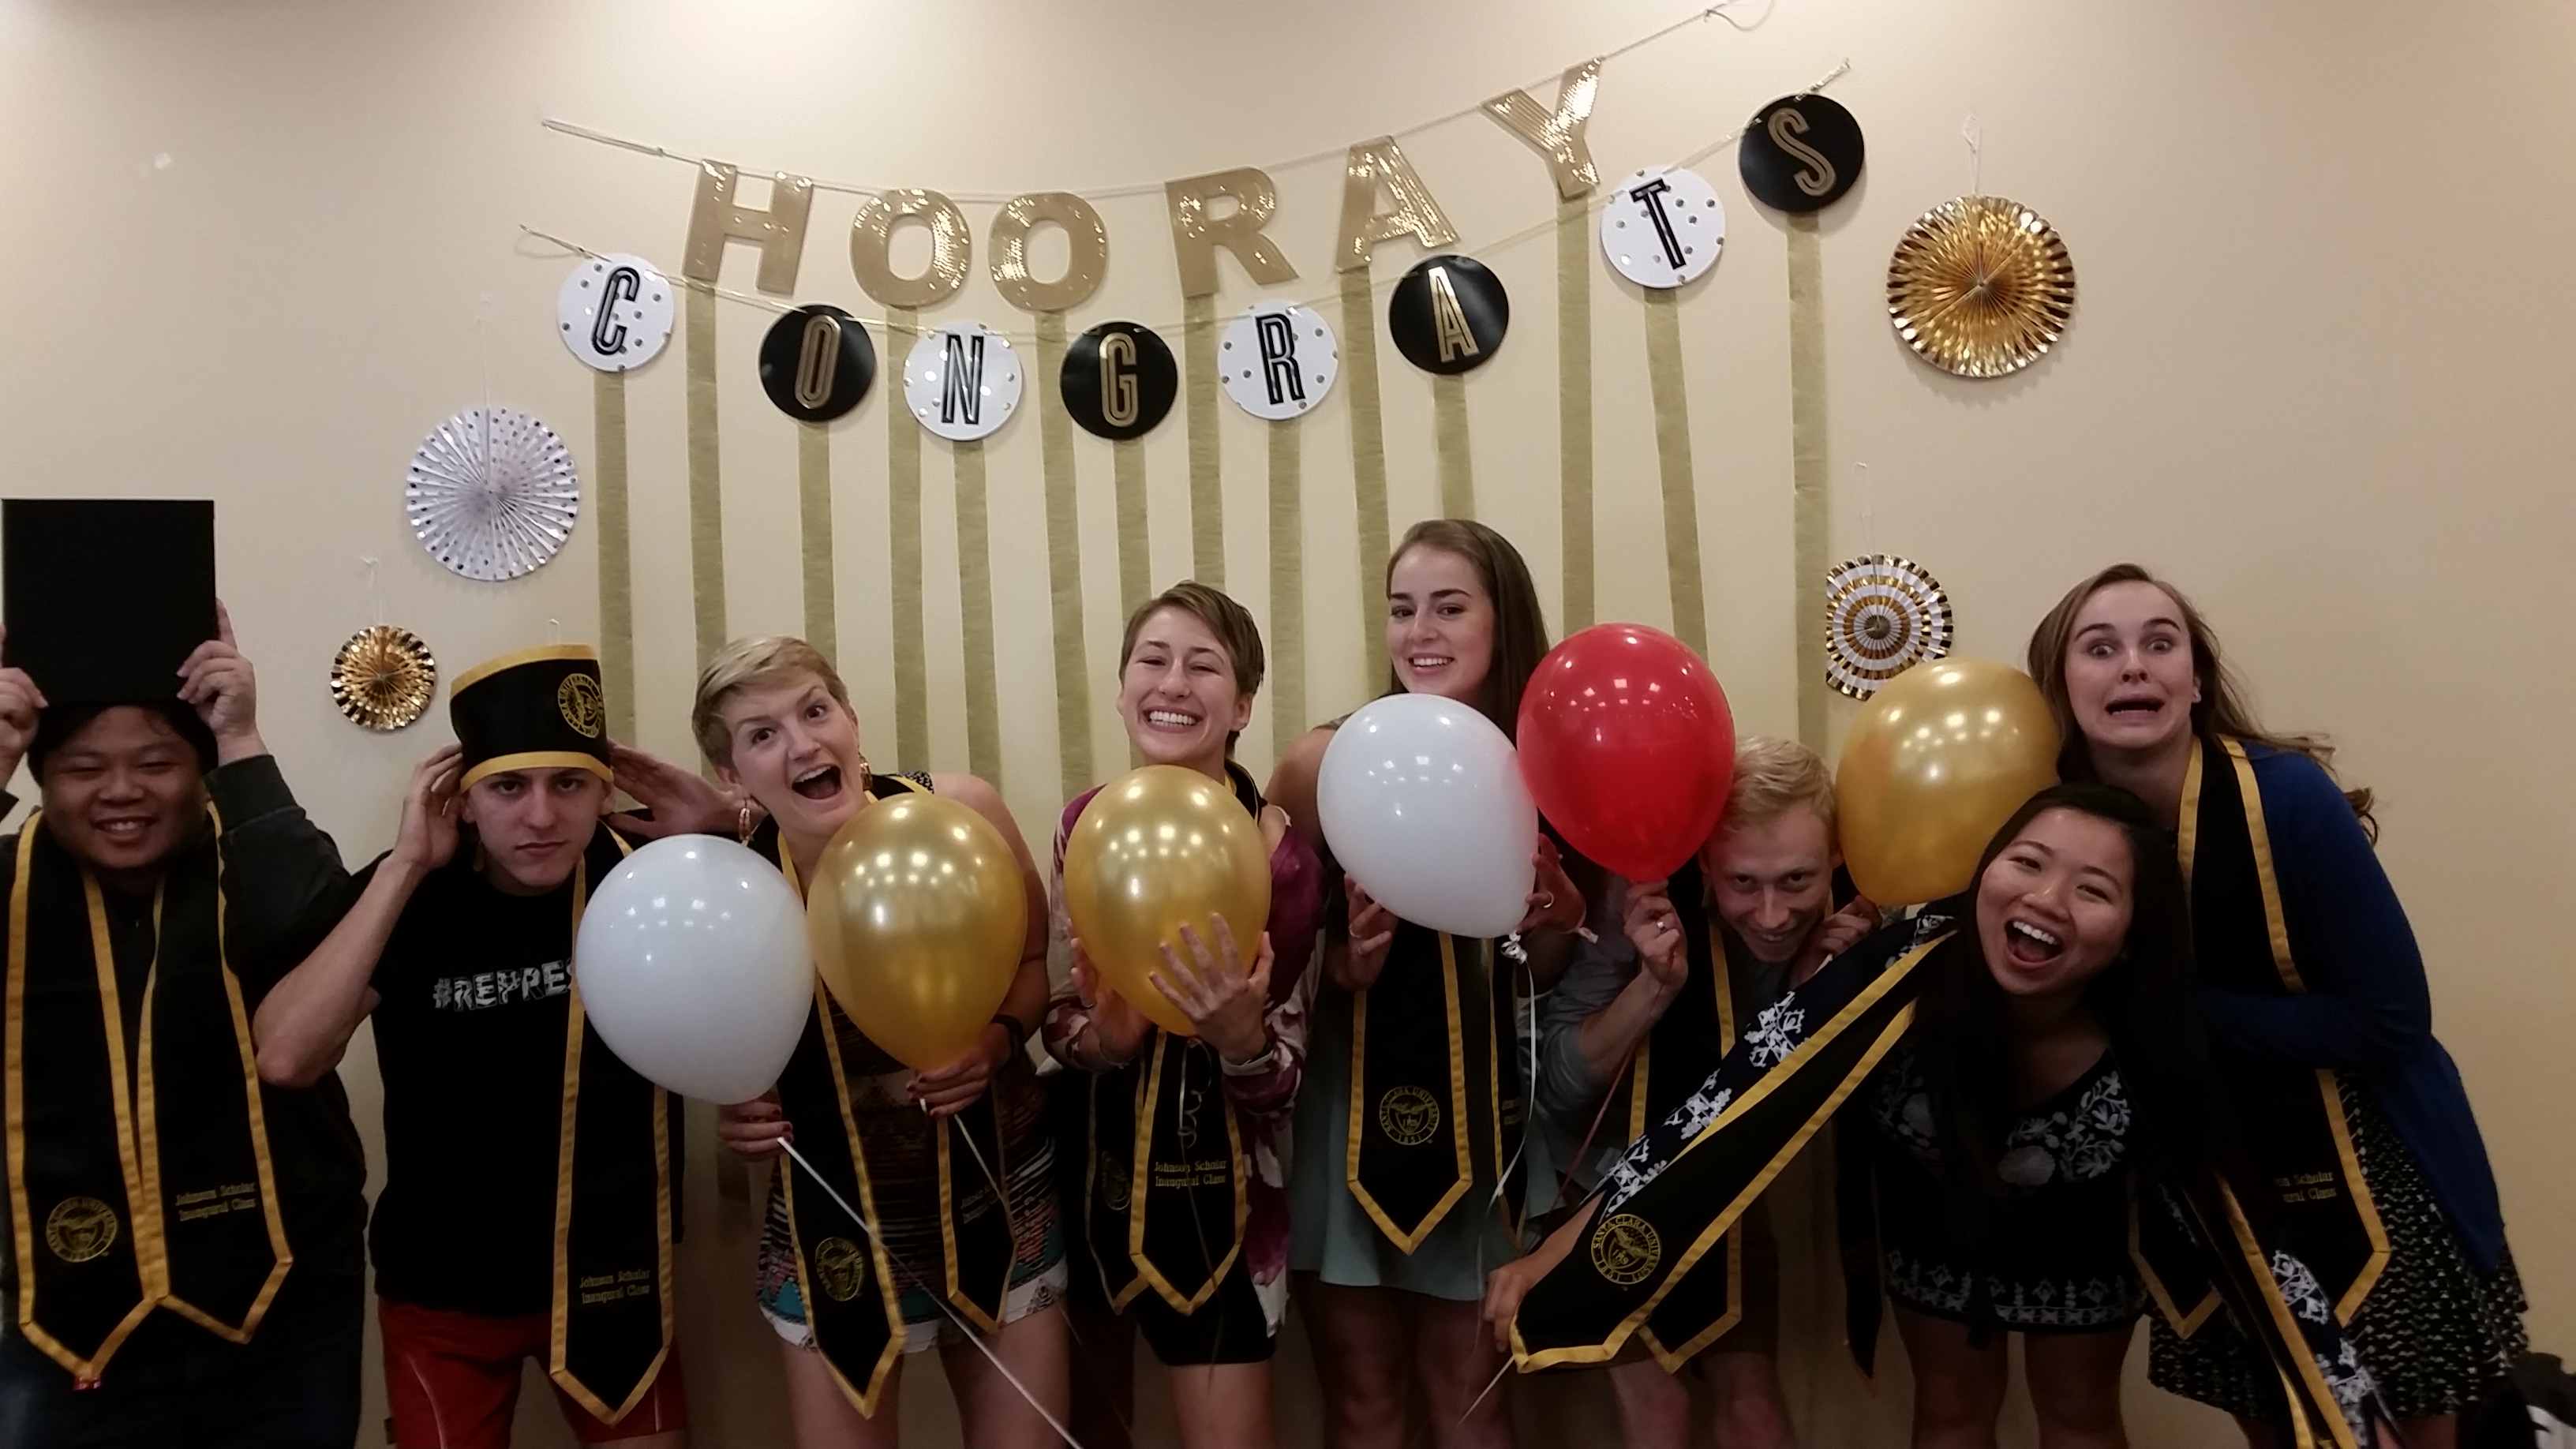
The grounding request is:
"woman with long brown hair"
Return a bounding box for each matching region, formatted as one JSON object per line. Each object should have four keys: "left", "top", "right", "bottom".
{"left": 1266, "top": 519, "right": 1589, "bottom": 1448}
{"left": 2027, "top": 564, "right": 2525, "bottom": 1448}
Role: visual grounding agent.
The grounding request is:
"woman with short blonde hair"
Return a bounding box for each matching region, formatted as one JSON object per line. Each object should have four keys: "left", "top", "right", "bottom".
{"left": 698, "top": 636, "right": 1069, "bottom": 1449}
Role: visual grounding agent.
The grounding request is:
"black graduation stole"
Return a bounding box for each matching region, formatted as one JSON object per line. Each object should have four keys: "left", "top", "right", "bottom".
{"left": 767, "top": 774, "right": 1021, "bottom": 1412}
{"left": 1598, "top": 863, "right": 1747, "bottom": 1369}
{"left": 3, "top": 813, "right": 290, "bottom": 1383}
{"left": 1084, "top": 766, "right": 1260, "bottom": 1315}
{"left": 549, "top": 829, "right": 678, "bottom": 1426}
{"left": 1346, "top": 924, "right": 1517, "bottom": 1252}
{"left": 2132, "top": 736, "right": 2390, "bottom": 1341}
{"left": 1512, "top": 922, "right": 1945, "bottom": 1370}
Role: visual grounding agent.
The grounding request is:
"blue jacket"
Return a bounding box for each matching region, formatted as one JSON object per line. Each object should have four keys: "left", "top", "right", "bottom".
{"left": 2196, "top": 745, "right": 2505, "bottom": 1273}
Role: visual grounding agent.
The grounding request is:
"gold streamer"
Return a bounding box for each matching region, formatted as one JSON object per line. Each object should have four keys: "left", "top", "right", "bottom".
{"left": 1113, "top": 440, "right": 1150, "bottom": 614}
{"left": 798, "top": 421, "right": 837, "bottom": 669}
{"left": 684, "top": 283, "right": 728, "bottom": 666}
{"left": 1557, "top": 198, "right": 1596, "bottom": 632}
{"left": 1642, "top": 289, "right": 1707, "bottom": 659}
{"left": 1787, "top": 212, "right": 1831, "bottom": 752}
{"left": 591, "top": 370, "right": 636, "bottom": 744}
{"left": 1268, "top": 419, "right": 1305, "bottom": 751}
{"left": 1339, "top": 268, "right": 1390, "bottom": 691}
{"left": 953, "top": 441, "right": 1002, "bottom": 787}
{"left": 1433, "top": 374, "right": 1473, "bottom": 519}
{"left": 1035, "top": 313, "right": 1093, "bottom": 800}
{"left": 886, "top": 309, "right": 929, "bottom": 768}
{"left": 1182, "top": 295, "right": 1224, "bottom": 587}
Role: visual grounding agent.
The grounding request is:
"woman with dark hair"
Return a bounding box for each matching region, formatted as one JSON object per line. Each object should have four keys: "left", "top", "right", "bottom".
{"left": 1492, "top": 784, "right": 2262, "bottom": 1448}
{"left": 1267, "top": 519, "right": 1587, "bottom": 1447}
{"left": 2027, "top": 565, "right": 2524, "bottom": 1448}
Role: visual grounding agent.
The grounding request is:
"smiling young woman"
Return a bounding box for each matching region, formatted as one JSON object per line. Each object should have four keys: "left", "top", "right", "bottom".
{"left": 1039, "top": 582, "right": 1327, "bottom": 1449}
{"left": 1264, "top": 519, "right": 1589, "bottom": 1449}
{"left": 2028, "top": 566, "right": 2526, "bottom": 1449}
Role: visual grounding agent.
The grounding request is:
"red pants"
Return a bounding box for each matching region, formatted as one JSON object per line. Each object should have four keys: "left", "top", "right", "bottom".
{"left": 377, "top": 1298, "right": 687, "bottom": 1447}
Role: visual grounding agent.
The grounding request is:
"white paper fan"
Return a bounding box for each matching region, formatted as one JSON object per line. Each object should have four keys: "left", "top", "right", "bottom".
{"left": 406, "top": 406, "right": 579, "bottom": 582}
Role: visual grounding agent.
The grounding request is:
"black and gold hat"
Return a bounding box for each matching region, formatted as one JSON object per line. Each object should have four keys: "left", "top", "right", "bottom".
{"left": 449, "top": 645, "right": 613, "bottom": 789}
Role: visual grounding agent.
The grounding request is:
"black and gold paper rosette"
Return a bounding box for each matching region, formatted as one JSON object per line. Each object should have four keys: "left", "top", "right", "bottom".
{"left": 1886, "top": 197, "right": 2074, "bottom": 378}
{"left": 330, "top": 625, "right": 437, "bottom": 731}
{"left": 1824, "top": 554, "right": 1952, "bottom": 699}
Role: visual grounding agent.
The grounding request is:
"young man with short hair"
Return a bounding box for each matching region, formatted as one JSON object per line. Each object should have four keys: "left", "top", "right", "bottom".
{"left": 1534, "top": 737, "right": 1876, "bottom": 1449}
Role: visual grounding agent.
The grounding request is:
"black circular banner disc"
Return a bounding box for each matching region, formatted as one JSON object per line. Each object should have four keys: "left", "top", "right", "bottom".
{"left": 758, "top": 304, "right": 877, "bottom": 421}
{"left": 1387, "top": 255, "right": 1509, "bottom": 376}
{"left": 1061, "top": 321, "right": 1178, "bottom": 440}
{"left": 1738, "top": 94, "right": 1865, "bottom": 213}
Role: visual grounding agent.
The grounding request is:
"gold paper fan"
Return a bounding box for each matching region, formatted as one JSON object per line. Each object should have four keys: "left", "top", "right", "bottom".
{"left": 1825, "top": 555, "right": 1952, "bottom": 699}
{"left": 331, "top": 625, "right": 437, "bottom": 730}
{"left": 1887, "top": 197, "right": 2074, "bottom": 378}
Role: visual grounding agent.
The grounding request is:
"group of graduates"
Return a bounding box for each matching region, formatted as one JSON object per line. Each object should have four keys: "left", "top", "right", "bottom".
{"left": 0, "top": 504, "right": 2529, "bottom": 1449}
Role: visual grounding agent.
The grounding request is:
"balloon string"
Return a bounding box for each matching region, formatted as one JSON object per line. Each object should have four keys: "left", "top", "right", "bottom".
{"left": 777, "top": 1140, "right": 1086, "bottom": 1449}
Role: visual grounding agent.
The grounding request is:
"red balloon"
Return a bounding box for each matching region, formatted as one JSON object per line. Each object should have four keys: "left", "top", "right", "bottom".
{"left": 1516, "top": 624, "right": 1735, "bottom": 883}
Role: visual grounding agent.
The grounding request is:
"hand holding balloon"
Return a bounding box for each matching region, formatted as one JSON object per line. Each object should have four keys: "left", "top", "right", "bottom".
{"left": 1792, "top": 895, "right": 1879, "bottom": 988}
{"left": 1061, "top": 767, "right": 1272, "bottom": 1037}
{"left": 1619, "top": 888, "right": 1689, "bottom": 995}
{"left": 1517, "top": 836, "right": 1585, "bottom": 936}
{"left": 1150, "top": 917, "right": 1274, "bottom": 1064}
{"left": 907, "top": 1025, "right": 1011, "bottom": 1118}
{"left": 1069, "top": 938, "right": 1151, "bottom": 1065}
{"left": 718, "top": 1092, "right": 791, "bottom": 1160}
{"left": 1331, "top": 877, "right": 1398, "bottom": 992}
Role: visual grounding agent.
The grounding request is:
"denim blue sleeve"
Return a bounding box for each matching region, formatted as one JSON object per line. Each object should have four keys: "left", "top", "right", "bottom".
{"left": 2192, "top": 751, "right": 2431, "bottom": 1069}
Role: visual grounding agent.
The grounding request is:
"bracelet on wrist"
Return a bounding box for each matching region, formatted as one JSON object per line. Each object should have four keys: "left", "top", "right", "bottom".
{"left": 990, "top": 1012, "right": 1029, "bottom": 1059}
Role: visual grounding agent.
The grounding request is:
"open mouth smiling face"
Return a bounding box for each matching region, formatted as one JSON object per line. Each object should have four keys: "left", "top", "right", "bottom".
{"left": 1974, "top": 807, "right": 2134, "bottom": 1000}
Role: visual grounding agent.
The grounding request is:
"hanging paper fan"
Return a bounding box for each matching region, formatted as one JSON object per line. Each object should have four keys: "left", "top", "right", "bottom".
{"left": 406, "top": 406, "right": 579, "bottom": 581}
{"left": 1825, "top": 554, "right": 1953, "bottom": 698}
{"left": 330, "top": 624, "right": 437, "bottom": 730}
{"left": 1887, "top": 197, "right": 2075, "bottom": 378}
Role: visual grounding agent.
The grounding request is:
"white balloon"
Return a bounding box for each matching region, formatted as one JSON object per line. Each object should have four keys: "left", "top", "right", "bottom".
{"left": 1317, "top": 694, "right": 1538, "bottom": 939}
{"left": 575, "top": 835, "right": 812, "bottom": 1103}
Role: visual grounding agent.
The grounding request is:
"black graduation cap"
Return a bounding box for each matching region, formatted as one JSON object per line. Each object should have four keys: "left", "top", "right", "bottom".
{"left": 2, "top": 499, "right": 216, "bottom": 706}
{"left": 449, "top": 645, "right": 614, "bottom": 789}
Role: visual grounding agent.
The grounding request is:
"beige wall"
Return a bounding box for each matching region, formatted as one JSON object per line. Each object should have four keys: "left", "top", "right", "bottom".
{"left": 2, "top": 0, "right": 2565, "bottom": 1443}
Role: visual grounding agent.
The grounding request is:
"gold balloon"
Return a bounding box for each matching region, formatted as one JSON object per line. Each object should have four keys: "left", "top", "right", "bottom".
{"left": 1059, "top": 766, "right": 1272, "bottom": 1038}
{"left": 807, "top": 792, "right": 1028, "bottom": 1072}
{"left": 1836, "top": 657, "right": 2061, "bottom": 906}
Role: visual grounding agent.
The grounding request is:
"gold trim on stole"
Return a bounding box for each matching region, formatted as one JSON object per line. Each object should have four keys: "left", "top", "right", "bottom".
{"left": 2216, "top": 1181, "right": 2361, "bottom": 1449}
{"left": 549, "top": 837, "right": 679, "bottom": 1426}
{"left": 6, "top": 809, "right": 289, "bottom": 1378}
{"left": 1119, "top": 1033, "right": 1249, "bottom": 1314}
{"left": 1513, "top": 938, "right": 1939, "bottom": 1371}
{"left": 778, "top": 803, "right": 912, "bottom": 1417}
{"left": 2166, "top": 739, "right": 2391, "bottom": 1326}
{"left": 1344, "top": 933, "right": 1475, "bottom": 1252}
{"left": 1635, "top": 907, "right": 1746, "bottom": 1371}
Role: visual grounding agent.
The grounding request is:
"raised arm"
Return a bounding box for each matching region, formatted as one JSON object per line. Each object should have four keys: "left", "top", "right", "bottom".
{"left": 252, "top": 745, "right": 459, "bottom": 1088}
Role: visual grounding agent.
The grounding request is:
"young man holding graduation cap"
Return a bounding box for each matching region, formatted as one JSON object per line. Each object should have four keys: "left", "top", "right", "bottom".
{"left": 0, "top": 500, "right": 369, "bottom": 1449}
{"left": 255, "top": 645, "right": 730, "bottom": 1449}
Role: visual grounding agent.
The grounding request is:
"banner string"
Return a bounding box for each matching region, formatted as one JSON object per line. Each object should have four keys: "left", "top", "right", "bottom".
{"left": 539, "top": 1, "right": 1769, "bottom": 206}
{"left": 514, "top": 59, "right": 1849, "bottom": 346}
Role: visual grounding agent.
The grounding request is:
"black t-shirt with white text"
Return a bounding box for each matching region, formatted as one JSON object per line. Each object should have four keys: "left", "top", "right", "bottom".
{"left": 363, "top": 831, "right": 680, "bottom": 1316}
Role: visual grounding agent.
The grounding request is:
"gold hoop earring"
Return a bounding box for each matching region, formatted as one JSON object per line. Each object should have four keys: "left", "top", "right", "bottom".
{"left": 736, "top": 804, "right": 754, "bottom": 844}
{"left": 854, "top": 754, "right": 873, "bottom": 799}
